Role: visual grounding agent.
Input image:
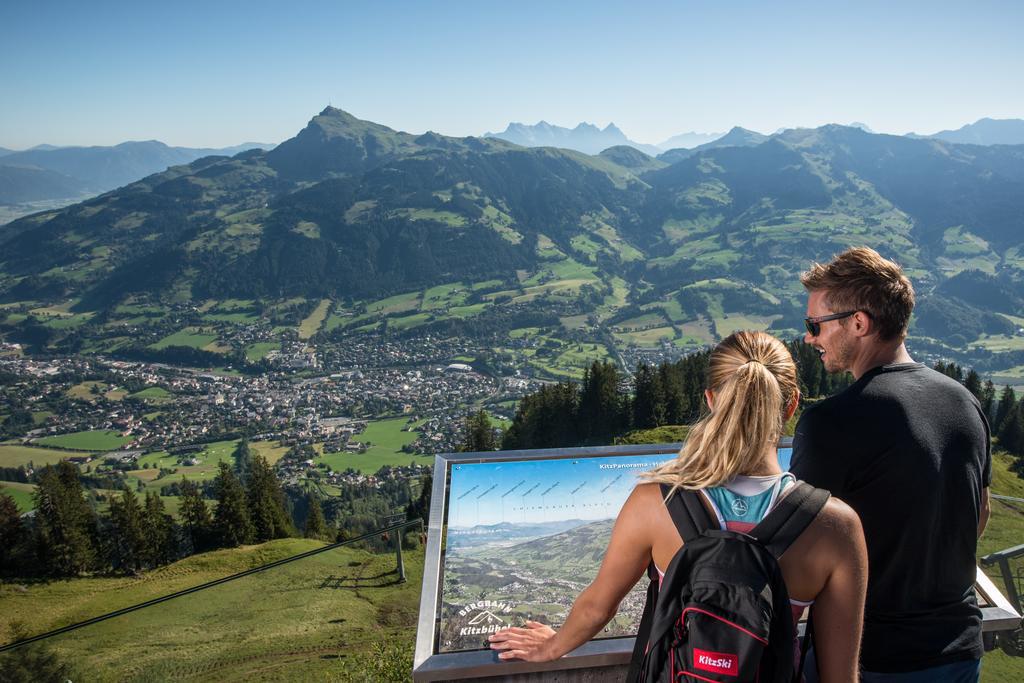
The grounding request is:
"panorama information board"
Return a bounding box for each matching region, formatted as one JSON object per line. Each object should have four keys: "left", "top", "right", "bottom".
{"left": 412, "top": 443, "right": 794, "bottom": 680}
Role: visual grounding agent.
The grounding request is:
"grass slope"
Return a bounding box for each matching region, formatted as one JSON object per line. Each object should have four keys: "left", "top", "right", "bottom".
{"left": 0, "top": 538, "right": 424, "bottom": 682}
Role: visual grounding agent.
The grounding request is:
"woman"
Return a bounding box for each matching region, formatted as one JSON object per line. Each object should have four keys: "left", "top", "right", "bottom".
{"left": 489, "top": 331, "right": 868, "bottom": 682}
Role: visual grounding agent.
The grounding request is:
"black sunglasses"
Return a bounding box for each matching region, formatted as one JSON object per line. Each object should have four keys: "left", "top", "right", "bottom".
{"left": 804, "top": 310, "right": 859, "bottom": 336}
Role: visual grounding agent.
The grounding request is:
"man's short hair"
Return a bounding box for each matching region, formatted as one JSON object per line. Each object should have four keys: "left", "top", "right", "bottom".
{"left": 801, "top": 246, "right": 915, "bottom": 342}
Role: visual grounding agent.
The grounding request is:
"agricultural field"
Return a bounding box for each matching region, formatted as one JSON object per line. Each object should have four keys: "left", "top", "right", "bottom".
{"left": 0, "top": 443, "right": 71, "bottom": 468}
{"left": 132, "top": 440, "right": 289, "bottom": 492}
{"left": 713, "top": 313, "right": 781, "bottom": 338}
{"left": 298, "top": 299, "right": 331, "bottom": 339}
{"left": 128, "top": 387, "right": 173, "bottom": 403}
{"left": 0, "top": 481, "right": 36, "bottom": 513}
{"left": 0, "top": 539, "right": 425, "bottom": 682}
{"left": 971, "top": 334, "right": 1024, "bottom": 353}
{"left": 314, "top": 417, "right": 427, "bottom": 474}
{"left": 150, "top": 328, "right": 220, "bottom": 351}
{"left": 245, "top": 342, "right": 278, "bottom": 361}
{"left": 35, "top": 430, "right": 131, "bottom": 451}
{"left": 67, "top": 381, "right": 125, "bottom": 402}
{"left": 614, "top": 326, "right": 677, "bottom": 347}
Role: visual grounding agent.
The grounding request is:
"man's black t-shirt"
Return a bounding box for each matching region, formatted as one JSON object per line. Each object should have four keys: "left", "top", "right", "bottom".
{"left": 791, "top": 363, "right": 991, "bottom": 673}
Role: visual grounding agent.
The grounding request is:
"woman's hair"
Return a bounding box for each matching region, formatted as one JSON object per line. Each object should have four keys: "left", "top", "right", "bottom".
{"left": 641, "top": 331, "right": 799, "bottom": 493}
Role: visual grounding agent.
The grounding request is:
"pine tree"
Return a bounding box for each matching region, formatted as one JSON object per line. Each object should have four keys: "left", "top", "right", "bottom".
{"left": 33, "top": 462, "right": 98, "bottom": 576}
{"left": 246, "top": 455, "right": 293, "bottom": 542}
{"left": 304, "top": 494, "right": 327, "bottom": 540}
{"left": 981, "top": 380, "right": 997, "bottom": 423}
{"left": 632, "top": 363, "right": 661, "bottom": 429}
{"left": 578, "top": 361, "right": 625, "bottom": 443}
{"left": 0, "top": 491, "right": 26, "bottom": 574}
{"left": 213, "top": 462, "right": 254, "bottom": 547}
{"left": 142, "top": 491, "right": 177, "bottom": 567}
{"left": 233, "top": 439, "right": 254, "bottom": 483}
{"left": 999, "top": 403, "right": 1024, "bottom": 456}
{"left": 995, "top": 386, "right": 1017, "bottom": 435}
{"left": 179, "top": 478, "right": 212, "bottom": 554}
{"left": 460, "top": 410, "right": 496, "bottom": 452}
{"left": 658, "top": 363, "right": 688, "bottom": 425}
{"left": 963, "top": 369, "right": 982, "bottom": 402}
{"left": 108, "top": 487, "right": 146, "bottom": 573}
{"left": 406, "top": 474, "right": 432, "bottom": 524}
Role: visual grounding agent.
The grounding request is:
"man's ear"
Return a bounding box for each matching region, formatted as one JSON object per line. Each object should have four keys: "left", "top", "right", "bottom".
{"left": 851, "top": 310, "right": 873, "bottom": 337}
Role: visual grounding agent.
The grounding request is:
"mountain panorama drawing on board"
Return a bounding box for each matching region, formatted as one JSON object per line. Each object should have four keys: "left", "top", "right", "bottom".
{"left": 3, "top": 107, "right": 1024, "bottom": 378}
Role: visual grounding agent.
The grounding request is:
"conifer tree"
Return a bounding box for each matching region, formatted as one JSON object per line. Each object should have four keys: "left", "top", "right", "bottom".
{"left": 995, "top": 386, "right": 1017, "bottom": 435}
{"left": 658, "top": 363, "right": 688, "bottom": 425}
{"left": 213, "top": 462, "right": 254, "bottom": 547}
{"left": 460, "top": 410, "right": 497, "bottom": 452}
{"left": 108, "top": 487, "right": 146, "bottom": 573}
{"left": 33, "top": 462, "right": 98, "bottom": 576}
{"left": 981, "top": 380, "right": 997, "bottom": 423}
{"left": 179, "top": 478, "right": 212, "bottom": 554}
{"left": 142, "top": 491, "right": 177, "bottom": 567}
{"left": 0, "top": 491, "right": 26, "bottom": 574}
{"left": 233, "top": 439, "right": 254, "bottom": 483}
{"left": 246, "top": 455, "right": 293, "bottom": 542}
{"left": 304, "top": 494, "right": 327, "bottom": 540}
{"left": 633, "top": 363, "right": 666, "bottom": 429}
{"left": 578, "top": 361, "right": 625, "bottom": 443}
{"left": 963, "top": 369, "right": 982, "bottom": 401}
{"left": 1000, "top": 402, "right": 1024, "bottom": 456}
{"left": 406, "top": 474, "right": 432, "bottom": 523}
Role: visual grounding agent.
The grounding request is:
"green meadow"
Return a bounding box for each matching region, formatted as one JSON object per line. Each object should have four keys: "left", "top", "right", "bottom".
{"left": 150, "top": 328, "right": 219, "bottom": 350}
{"left": 0, "top": 481, "right": 36, "bottom": 513}
{"left": 0, "top": 443, "right": 72, "bottom": 468}
{"left": 35, "top": 430, "right": 131, "bottom": 451}
{"left": 298, "top": 299, "right": 331, "bottom": 339}
{"left": 0, "top": 539, "right": 424, "bottom": 682}
{"left": 314, "top": 418, "right": 428, "bottom": 474}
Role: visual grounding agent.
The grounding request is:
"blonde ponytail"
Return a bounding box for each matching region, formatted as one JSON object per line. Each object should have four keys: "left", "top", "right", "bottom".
{"left": 641, "top": 331, "right": 798, "bottom": 494}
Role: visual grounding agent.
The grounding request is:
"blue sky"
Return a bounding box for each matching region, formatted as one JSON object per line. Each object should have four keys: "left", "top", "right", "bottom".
{"left": 2, "top": 0, "right": 1021, "bottom": 149}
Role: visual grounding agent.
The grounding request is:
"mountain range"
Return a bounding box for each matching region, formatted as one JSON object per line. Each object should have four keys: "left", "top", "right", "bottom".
{"left": 487, "top": 117, "right": 1024, "bottom": 157}
{"left": 485, "top": 121, "right": 666, "bottom": 156}
{"left": 921, "top": 118, "right": 1024, "bottom": 146}
{"left": 3, "top": 107, "right": 1024, "bottom": 373}
{"left": 0, "top": 140, "right": 273, "bottom": 207}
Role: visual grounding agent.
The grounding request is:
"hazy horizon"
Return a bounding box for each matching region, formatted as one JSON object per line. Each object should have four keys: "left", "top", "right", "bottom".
{"left": 2, "top": 0, "right": 1022, "bottom": 149}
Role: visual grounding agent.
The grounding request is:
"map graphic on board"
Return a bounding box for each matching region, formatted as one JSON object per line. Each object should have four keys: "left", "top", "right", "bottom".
{"left": 437, "top": 452, "right": 676, "bottom": 653}
{"left": 435, "top": 447, "right": 793, "bottom": 653}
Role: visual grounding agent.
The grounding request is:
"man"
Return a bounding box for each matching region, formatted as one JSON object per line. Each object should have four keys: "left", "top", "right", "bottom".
{"left": 791, "top": 247, "right": 991, "bottom": 682}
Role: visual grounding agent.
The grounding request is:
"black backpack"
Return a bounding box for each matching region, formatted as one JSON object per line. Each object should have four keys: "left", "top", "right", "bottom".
{"left": 628, "top": 481, "right": 829, "bottom": 683}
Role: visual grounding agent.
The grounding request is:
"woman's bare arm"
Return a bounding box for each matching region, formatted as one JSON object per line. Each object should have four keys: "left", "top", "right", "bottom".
{"left": 488, "top": 483, "right": 657, "bottom": 661}
{"left": 810, "top": 499, "right": 868, "bottom": 683}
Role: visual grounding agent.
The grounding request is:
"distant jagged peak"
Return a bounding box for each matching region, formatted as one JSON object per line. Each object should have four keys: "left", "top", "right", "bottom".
{"left": 485, "top": 119, "right": 658, "bottom": 156}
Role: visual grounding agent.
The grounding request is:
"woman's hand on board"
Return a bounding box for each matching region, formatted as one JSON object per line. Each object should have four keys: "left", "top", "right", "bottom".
{"left": 488, "top": 621, "right": 557, "bottom": 661}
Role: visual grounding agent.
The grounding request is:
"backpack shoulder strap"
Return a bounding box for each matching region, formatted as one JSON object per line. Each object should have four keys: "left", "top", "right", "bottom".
{"left": 660, "top": 483, "right": 715, "bottom": 543}
{"left": 750, "top": 481, "right": 829, "bottom": 558}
